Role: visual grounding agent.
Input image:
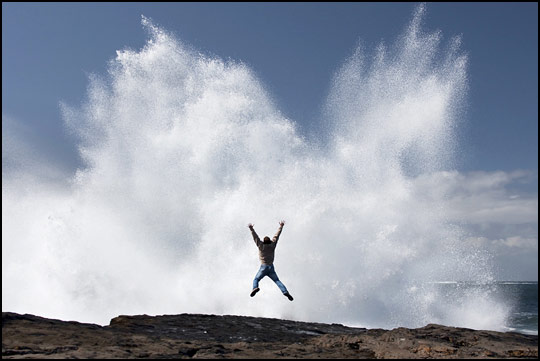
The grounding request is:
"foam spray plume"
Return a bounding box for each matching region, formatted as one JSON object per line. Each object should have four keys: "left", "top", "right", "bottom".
{"left": 2, "top": 5, "right": 510, "bottom": 330}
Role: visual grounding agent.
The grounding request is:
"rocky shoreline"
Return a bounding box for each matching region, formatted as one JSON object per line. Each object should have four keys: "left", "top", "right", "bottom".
{"left": 2, "top": 312, "right": 538, "bottom": 359}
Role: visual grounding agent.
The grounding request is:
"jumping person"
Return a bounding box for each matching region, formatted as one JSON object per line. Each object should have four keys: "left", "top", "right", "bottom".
{"left": 248, "top": 221, "right": 293, "bottom": 301}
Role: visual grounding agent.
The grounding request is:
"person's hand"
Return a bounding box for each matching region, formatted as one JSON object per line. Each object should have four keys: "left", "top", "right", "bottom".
{"left": 248, "top": 223, "right": 254, "bottom": 229}
{"left": 279, "top": 220, "right": 285, "bottom": 227}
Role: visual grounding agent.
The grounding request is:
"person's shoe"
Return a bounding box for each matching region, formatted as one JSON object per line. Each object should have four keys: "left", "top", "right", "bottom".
{"left": 250, "top": 287, "right": 260, "bottom": 297}
{"left": 284, "top": 292, "right": 294, "bottom": 301}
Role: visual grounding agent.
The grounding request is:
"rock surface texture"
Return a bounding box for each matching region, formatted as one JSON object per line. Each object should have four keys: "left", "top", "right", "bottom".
{"left": 2, "top": 312, "right": 538, "bottom": 359}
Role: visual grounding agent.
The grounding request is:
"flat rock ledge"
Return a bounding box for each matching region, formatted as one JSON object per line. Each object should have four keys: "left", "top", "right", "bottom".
{"left": 2, "top": 312, "right": 537, "bottom": 359}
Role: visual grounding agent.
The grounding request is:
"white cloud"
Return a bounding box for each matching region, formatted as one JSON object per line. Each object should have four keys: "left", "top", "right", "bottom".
{"left": 413, "top": 170, "right": 538, "bottom": 280}
{"left": 493, "top": 236, "right": 538, "bottom": 249}
{"left": 413, "top": 170, "right": 538, "bottom": 225}
{"left": 466, "top": 236, "right": 538, "bottom": 250}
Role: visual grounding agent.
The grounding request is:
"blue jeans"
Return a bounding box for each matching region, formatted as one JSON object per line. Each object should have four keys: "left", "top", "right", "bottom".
{"left": 253, "top": 264, "right": 289, "bottom": 294}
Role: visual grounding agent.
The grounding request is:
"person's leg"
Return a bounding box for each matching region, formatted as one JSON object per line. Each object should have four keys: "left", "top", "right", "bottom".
{"left": 266, "top": 265, "right": 289, "bottom": 294}
{"left": 252, "top": 265, "right": 270, "bottom": 291}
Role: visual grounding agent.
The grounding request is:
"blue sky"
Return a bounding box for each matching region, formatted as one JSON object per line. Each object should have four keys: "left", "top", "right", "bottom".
{"left": 2, "top": 3, "right": 538, "bottom": 282}
{"left": 2, "top": 2, "right": 538, "bottom": 173}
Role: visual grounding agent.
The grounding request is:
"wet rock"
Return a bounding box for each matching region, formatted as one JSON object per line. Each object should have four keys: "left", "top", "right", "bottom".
{"left": 2, "top": 312, "right": 537, "bottom": 359}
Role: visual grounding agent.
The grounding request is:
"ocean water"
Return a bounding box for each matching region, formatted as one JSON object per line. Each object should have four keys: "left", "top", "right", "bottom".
{"left": 2, "top": 4, "right": 532, "bottom": 335}
{"left": 494, "top": 282, "right": 537, "bottom": 335}
{"left": 433, "top": 281, "right": 538, "bottom": 335}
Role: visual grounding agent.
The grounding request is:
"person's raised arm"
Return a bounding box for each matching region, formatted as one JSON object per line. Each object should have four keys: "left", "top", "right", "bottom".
{"left": 273, "top": 220, "right": 285, "bottom": 242}
{"left": 248, "top": 223, "right": 261, "bottom": 245}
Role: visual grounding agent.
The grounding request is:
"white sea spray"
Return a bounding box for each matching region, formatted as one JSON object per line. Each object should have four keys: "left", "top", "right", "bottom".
{"left": 2, "top": 5, "right": 510, "bottom": 331}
